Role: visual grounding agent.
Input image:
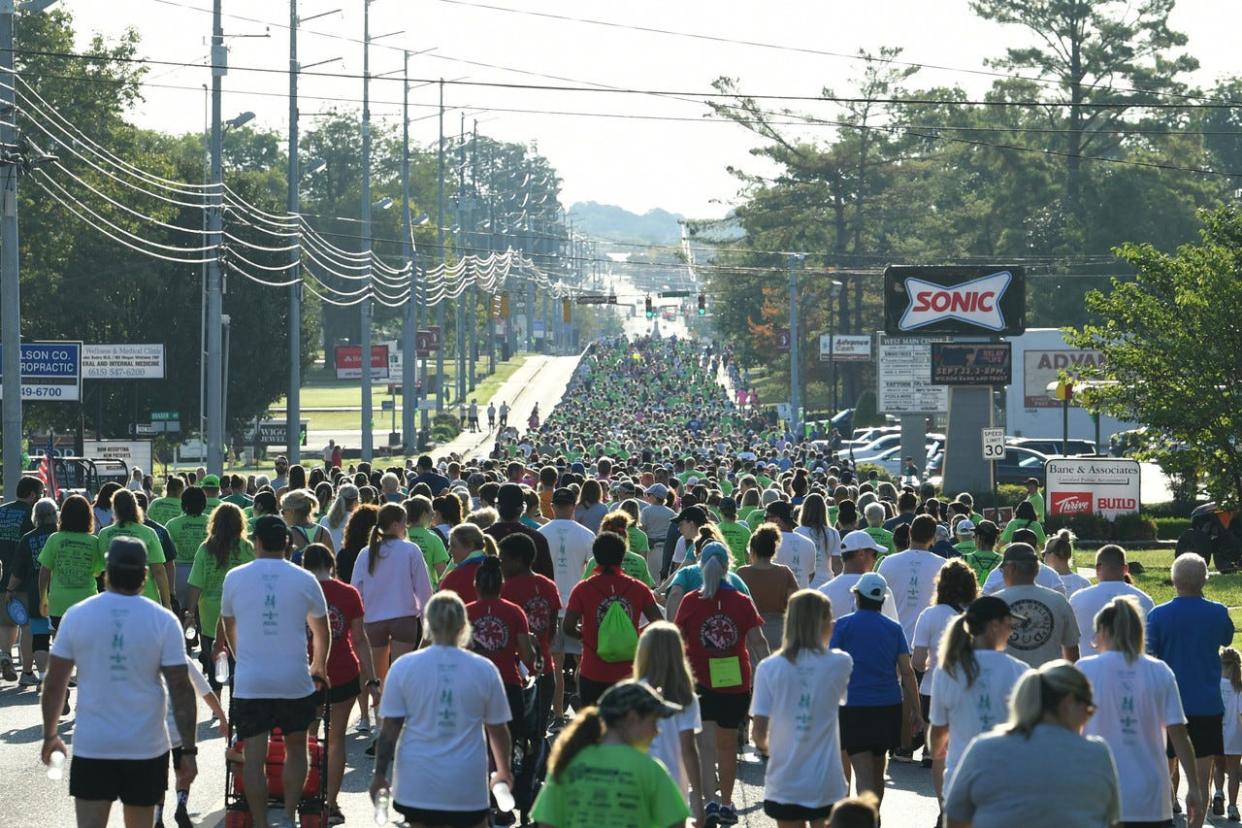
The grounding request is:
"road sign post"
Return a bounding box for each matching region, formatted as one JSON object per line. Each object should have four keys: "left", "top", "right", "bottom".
{"left": 982, "top": 426, "right": 1005, "bottom": 510}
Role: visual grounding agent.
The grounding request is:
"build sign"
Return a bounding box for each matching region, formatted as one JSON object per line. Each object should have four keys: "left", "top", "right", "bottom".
{"left": 1045, "top": 457, "right": 1141, "bottom": 521}
{"left": 884, "top": 265, "right": 1026, "bottom": 337}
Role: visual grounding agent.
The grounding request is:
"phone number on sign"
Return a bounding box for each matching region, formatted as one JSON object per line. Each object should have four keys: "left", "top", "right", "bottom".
{"left": 21, "top": 386, "right": 66, "bottom": 399}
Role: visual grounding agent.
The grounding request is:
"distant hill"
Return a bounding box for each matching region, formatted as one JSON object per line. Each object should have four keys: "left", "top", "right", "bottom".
{"left": 568, "top": 202, "right": 684, "bottom": 245}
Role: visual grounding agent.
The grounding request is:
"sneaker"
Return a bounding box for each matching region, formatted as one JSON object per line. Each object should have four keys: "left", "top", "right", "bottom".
{"left": 355, "top": 718, "right": 371, "bottom": 734}
{"left": 1216, "top": 792, "right": 1227, "bottom": 816}
{"left": 364, "top": 741, "right": 376, "bottom": 757}
{"left": 1172, "top": 798, "right": 1182, "bottom": 814}
{"left": 0, "top": 659, "right": 16, "bottom": 681}
{"left": 1230, "top": 804, "right": 1241, "bottom": 822}
{"left": 174, "top": 807, "right": 193, "bottom": 828}
{"left": 921, "top": 755, "right": 933, "bottom": 769}
{"left": 717, "top": 804, "right": 739, "bottom": 825}
{"left": 18, "top": 672, "right": 39, "bottom": 686}
{"left": 327, "top": 804, "right": 346, "bottom": 825}
{"left": 891, "top": 747, "right": 917, "bottom": 763}
{"left": 705, "top": 801, "right": 721, "bottom": 824}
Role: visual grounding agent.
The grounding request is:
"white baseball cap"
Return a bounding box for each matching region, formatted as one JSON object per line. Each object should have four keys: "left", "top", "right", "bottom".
{"left": 840, "top": 529, "right": 885, "bottom": 556}
{"left": 851, "top": 572, "right": 888, "bottom": 602}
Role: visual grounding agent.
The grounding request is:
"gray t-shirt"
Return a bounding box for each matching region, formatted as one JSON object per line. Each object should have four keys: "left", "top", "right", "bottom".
{"left": 944, "top": 723, "right": 1120, "bottom": 828}
{"left": 997, "top": 583, "right": 1080, "bottom": 668}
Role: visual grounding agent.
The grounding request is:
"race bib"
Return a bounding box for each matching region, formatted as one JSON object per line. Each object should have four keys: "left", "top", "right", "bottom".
{"left": 708, "top": 656, "right": 742, "bottom": 689}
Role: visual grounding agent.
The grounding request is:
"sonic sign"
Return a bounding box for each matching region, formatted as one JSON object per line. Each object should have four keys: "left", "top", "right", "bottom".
{"left": 884, "top": 265, "right": 1026, "bottom": 337}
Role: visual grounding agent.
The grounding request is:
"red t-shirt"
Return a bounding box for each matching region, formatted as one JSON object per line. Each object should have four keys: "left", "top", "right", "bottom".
{"left": 312, "top": 578, "right": 364, "bottom": 687}
{"left": 466, "top": 597, "right": 530, "bottom": 687}
{"left": 673, "top": 586, "right": 763, "bottom": 694}
{"left": 565, "top": 570, "right": 657, "bottom": 684}
{"left": 501, "top": 572, "right": 562, "bottom": 676}
{"left": 438, "top": 554, "right": 486, "bottom": 605}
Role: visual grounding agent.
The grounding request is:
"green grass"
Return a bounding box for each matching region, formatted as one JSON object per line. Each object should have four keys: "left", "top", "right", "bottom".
{"left": 1114, "top": 548, "right": 1242, "bottom": 649}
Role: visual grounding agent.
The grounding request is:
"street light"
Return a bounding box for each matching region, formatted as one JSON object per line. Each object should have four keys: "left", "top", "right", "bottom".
{"left": 225, "top": 111, "right": 255, "bottom": 129}
{"left": 303, "top": 157, "right": 327, "bottom": 176}
{"left": 373, "top": 196, "right": 393, "bottom": 210}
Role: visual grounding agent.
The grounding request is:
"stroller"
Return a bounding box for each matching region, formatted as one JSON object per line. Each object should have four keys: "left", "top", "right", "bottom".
{"left": 1176, "top": 503, "right": 1242, "bottom": 573}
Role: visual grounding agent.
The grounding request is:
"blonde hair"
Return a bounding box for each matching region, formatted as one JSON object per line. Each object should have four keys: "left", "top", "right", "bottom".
{"left": 1223, "top": 647, "right": 1242, "bottom": 693}
{"left": 466, "top": 506, "right": 499, "bottom": 529}
{"left": 779, "top": 589, "right": 833, "bottom": 664}
{"left": 425, "top": 591, "right": 471, "bottom": 647}
{"left": 1004, "top": 660, "right": 1091, "bottom": 737}
{"left": 1044, "top": 528, "right": 1076, "bottom": 562}
{"left": 449, "top": 522, "right": 498, "bottom": 557}
{"left": 1093, "top": 595, "right": 1145, "bottom": 663}
{"left": 279, "top": 488, "right": 316, "bottom": 523}
{"left": 633, "top": 622, "right": 695, "bottom": 706}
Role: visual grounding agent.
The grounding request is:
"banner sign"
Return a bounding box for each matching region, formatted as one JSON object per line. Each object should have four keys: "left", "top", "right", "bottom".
{"left": 82, "top": 344, "right": 166, "bottom": 380}
{"left": 884, "top": 265, "right": 1026, "bottom": 337}
{"left": 334, "top": 345, "right": 390, "bottom": 380}
{"left": 877, "top": 335, "right": 948, "bottom": 414}
{"left": 0, "top": 341, "right": 83, "bottom": 401}
{"left": 819, "top": 334, "right": 872, "bottom": 362}
{"left": 1022, "top": 349, "right": 1103, "bottom": 408}
{"left": 244, "top": 420, "right": 309, "bottom": 447}
{"left": 930, "top": 342, "right": 1012, "bottom": 385}
{"left": 416, "top": 327, "right": 441, "bottom": 358}
{"left": 81, "top": 440, "right": 153, "bottom": 475}
{"left": 1045, "top": 457, "right": 1141, "bottom": 521}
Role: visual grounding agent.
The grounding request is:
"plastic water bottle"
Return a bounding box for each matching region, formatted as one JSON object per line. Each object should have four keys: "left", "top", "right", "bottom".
{"left": 492, "top": 781, "right": 515, "bottom": 813}
{"left": 213, "top": 653, "right": 230, "bottom": 684}
{"left": 373, "top": 788, "right": 390, "bottom": 825}
{"left": 183, "top": 624, "right": 196, "bottom": 641}
{"left": 47, "top": 750, "right": 66, "bottom": 781}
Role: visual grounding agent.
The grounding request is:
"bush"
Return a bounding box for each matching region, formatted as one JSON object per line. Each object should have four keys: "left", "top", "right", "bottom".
{"left": 1044, "top": 512, "right": 1157, "bottom": 542}
{"left": 1153, "top": 517, "right": 1192, "bottom": 540}
{"left": 856, "top": 462, "right": 892, "bottom": 482}
{"left": 430, "top": 413, "right": 462, "bottom": 444}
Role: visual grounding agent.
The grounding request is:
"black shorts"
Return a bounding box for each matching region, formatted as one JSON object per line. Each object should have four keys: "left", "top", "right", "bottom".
{"left": 232, "top": 693, "right": 319, "bottom": 741}
{"left": 32, "top": 633, "right": 50, "bottom": 653}
{"left": 321, "top": 675, "right": 361, "bottom": 707}
{"left": 394, "top": 804, "right": 489, "bottom": 827}
{"left": 764, "top": 800, "right": 833, "bottom": 821}
{"left": 840, "top": 704, "right": 902, "bottom": 756}
{"left": 1166, "top": 713, "right": 1224, "bottom": 759}
{"left": 578, "top": 675, "right": 613, "bottom": 708}
{"left": 697, "top": 686, "right": 751, "bottom": 730}
{"left": 70, "top": 752, "right": 169, "bottom": 807}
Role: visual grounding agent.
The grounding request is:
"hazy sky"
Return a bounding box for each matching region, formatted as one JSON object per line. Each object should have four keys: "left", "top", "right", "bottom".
{"left": 52, "top": 0, "right": 1240, "bottom": 218}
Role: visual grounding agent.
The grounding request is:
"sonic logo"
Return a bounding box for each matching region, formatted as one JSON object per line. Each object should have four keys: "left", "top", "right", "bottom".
{"left": 899, "top": 270, "right": 1012, "bottom": 332}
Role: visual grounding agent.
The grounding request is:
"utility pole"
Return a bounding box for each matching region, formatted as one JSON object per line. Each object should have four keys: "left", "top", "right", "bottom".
{"left": 486, "top": 140, "right": 496, "bottom": 374}
{"left": 286, "top": 0, "right": 301, "bottom": 465}
{"left": 0, "top": 0, "right": 20, "bottom": 498}
{"left": 467, "top": 119, "right": 478, "bottom": 389}
{"left": 787, "top": 253, "right": 803, "bottom": 440}
{"left": 400, "top": 49, "right": 418, "bottom": 453}
{"left": 359, "top": 0, "right": 374, "bottom": 461}
{"left": 455, "top": 113, "right": 466, "bottom": 406}
{"left": 206, "top": 0, "right": 225, "bottom": 477}
{"left": 435, "top": 79, "right": 445, "bottom": 413}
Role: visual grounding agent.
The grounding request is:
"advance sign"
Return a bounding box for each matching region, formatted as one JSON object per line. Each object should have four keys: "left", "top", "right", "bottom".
{"left": 884, "top": 265, "right": 1026, "bottom": 337}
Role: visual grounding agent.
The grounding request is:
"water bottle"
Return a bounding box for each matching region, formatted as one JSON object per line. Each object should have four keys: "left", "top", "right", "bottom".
{"left": 492, "top": 781, "right": 515, "bottom": 813}
{"left": 373, "top": 788, "right": 391, "bottom": 825}
{"left": 213, "top": 652, "right": 230, "bottom": 684}
{"left": 183, "top": 624, "right": 196, "bottom": 641}
{"left": 47, "top": 749, "right": 66, "bottom": 781}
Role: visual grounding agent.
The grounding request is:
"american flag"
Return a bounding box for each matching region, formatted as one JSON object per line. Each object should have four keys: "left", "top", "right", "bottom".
{"left": 34, "top": 442, "right": 58, "bottom": 501}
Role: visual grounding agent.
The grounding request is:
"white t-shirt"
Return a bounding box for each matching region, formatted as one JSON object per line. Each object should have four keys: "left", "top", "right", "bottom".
{"left": 380, "top": 645, "right": 512, "bottom": 811}
{"left": 913, "top": 603, "right": 961, "bottom": 695}
{"left": 751, "top": 648, "right": 853, "bottom": 808}
{"left": 795, "top": 525, "right": 841, "bottom": 589}
{"left": 166, "top": 655, "right": 214, "bottom": 748}
{"left": 774, "top": 530, "right": 817, "bottom": 588}
{"left": 877, "top": 549, "right": 948, "bottom": 644}
{"left": 648, "top": 694, "right": 701, "bottom": 797}
{"left": 539, "top": 519, "right": 596, "bottom": 605}
{"left": 350, "top": 538, "right": 433, "bottom": 623}
{"left": 1058, "top": 571, "right": 1091, "bottom": 596}
{"left": 1222, "top": 679, "right": 1242, "bottom": 755}
{"left": 982, "top": 562, "right": 1067, "bottom": 596}
{"left": 818, "top": 574, "right": 899, "bottom": 623}
{"left": 50, "top": 591, "right": 186, "bottom": 759}
{"left": 220, "top": 558, "right": 328, "bottom": 699}
{"left": 318, "top": 514, "right": 348, "bottom": 554}
{"left": 929, "top": 649, "right": 1029, "bottom": 783}
{"left": 1069, "top": 581, "right": 1156, "bottom": 657}
{"left": 1079, "top": 651, "right": 1186, "bottom": 823}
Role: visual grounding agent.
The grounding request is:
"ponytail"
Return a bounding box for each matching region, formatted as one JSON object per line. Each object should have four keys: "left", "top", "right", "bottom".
{"left": 482, "top": 534, "right": 499, "bottom": 558}
{"left": 1004, "top": 661, "right": 1091, "bottom": 738}
{"left": 474, "top": 555, "right": 503, "bottom": 598}
{"left": 547, "top": 707, "right": 605, "bottom": 781}
{"left": 700, "top": 554, "right": 726, "bottom": 600}
{"left": 368, "top": 502, "right": 407, "bottom": 577}
{"left": 1093, "top": 595, "right": 1144, "bottom": 664}
{"left": 938, "top": 615, "right": 980, "bottom": 687}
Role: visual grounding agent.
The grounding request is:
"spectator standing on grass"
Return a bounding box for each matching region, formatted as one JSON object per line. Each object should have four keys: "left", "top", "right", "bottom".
{"left": 1147, "top": 552, "right": 1234, "bottom": 819}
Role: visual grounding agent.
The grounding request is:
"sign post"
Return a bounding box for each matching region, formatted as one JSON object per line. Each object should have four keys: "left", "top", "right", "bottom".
{"left": 982, "top": 426, "right": 1005, "bottom": 508}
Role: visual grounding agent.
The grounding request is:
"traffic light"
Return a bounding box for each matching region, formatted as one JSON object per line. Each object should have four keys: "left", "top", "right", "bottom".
{"left": 644, "top": 295, "right": 654, "bottom": 319}
{"left": 562, "top": 298, "right": 572, "bottom": 323}
{"left": 490, "top": 293, "right": 502, "bottom": 319}
{"left": 500, "top": 292, "right": 510, "bottom": 318}
{"left": 697, "top": 293, "right": 706, "bottom": 316}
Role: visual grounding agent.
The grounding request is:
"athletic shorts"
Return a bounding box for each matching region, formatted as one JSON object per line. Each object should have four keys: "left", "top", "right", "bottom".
{"left": 840, "top": 704, "right": 902, "bottom": 756}
{"left": 232, "top": 693, "right": 319, "bottom": 741}
{"left": 321, "top": 674, "right": 361, "bottom": 707}
{"left": 173, "top": 562, "right": 193, "bottom": 610}
{"left": 1167, "top": 713, "right": 1224, "bottom": 759}
{"left": 697, "top": 686, "right": 751, "bottom": 730}
{"left": 365, "top": 616, "right": 422, "bottom": 647}
{"left": 70, "top": 752, "right": 169, "bottom": 807}
{"left": 764, "top": 800, "right": 833, "bottom": 822}
{"left": 394, "top": 804, "right": 489, "bottom": 827}
{"left": 550, "top": 620, "right": 582, "bottom": 656}
{"left": 578, "top": 676, "right": 613, "bottom": 708}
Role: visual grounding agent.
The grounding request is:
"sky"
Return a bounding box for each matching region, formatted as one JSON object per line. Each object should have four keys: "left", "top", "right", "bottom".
{"left": 51, "top": 0, "right": 1242, "bottom": 219}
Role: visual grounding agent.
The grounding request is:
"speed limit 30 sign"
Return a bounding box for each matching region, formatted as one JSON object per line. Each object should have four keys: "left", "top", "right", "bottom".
{"left": 982, "top": 427, "right": 1006, "bottom": 461}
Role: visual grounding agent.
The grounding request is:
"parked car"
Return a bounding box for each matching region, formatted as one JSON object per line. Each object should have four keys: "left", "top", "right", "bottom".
{"left": 1008, "top": 437, "right": 1099, "bottom": 457}
{"left": 993, "top": 446, "right": 1051, "bottom": 485}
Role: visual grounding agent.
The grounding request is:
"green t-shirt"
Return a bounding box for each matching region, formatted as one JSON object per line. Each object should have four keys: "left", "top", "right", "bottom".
{"left": 98, "top": 521, "right": 166, "bottom": 604}
{"left": 583, "top": 551, "right": 655, "bottom": 587}
{"left": 964, "top": 549, "right": 1003, "bottom": 584}
{"left": 718, "top": 520, "right": 752, "bottom": 568}
{"left": 408, "top": 526, "right": 450, "bottom": 588}
{"left": 145, "top": 496, "right": 183, "bottom": 527}
{"left": 954, "top": 539, "right": 978, "bottom": 558}
{"left": 186, "top": 539, "right": 256, "bottom": 633}
{"left": 37, "top": 531, "right": 105, "bottom": 616}
{"left": 627, "top": 525, "right": 650, "bottom": 555}
{"left": 531, "top": 743, "right": 690, "bottom": 828}
{"left": 865, "top": 526, "right": 896, "bottom": 557}
{"left": 999, "top": 519, "right": 1046, "bottom": 551}
{"left": 222, "top": 493, "right": 253, "bottom": 508}
{"left": 205, "top": 496, "right": 223, "bottom": 516}
{"left": 739, "top": 507, "right": 766, "bottom": 530}
{"left": 1025, "top": 492, "right": 1046, "bottom": 523}
{"left": 165, "top": 514, "right": 210, "bottom": 564}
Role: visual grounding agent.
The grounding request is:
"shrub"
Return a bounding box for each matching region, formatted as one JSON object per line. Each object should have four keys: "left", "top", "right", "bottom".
{"left": 856, "top": 462, "right": 892, "bottom": 482}
{"left": 1153, "top": 517, "right": 1192, "bottom": 540}
{"left": 1044, "top": 512, "right": 1157, "bottom": 542}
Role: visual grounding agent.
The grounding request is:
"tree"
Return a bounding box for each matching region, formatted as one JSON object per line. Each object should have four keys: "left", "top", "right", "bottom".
{"left": 1066, "top": 205, "right": 1242, "bottom": 506}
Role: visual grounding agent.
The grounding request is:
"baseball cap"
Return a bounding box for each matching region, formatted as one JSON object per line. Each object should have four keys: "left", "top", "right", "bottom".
{"left": 840, "top": 529, "right": 885, "bottom": 556}
{"left": 699, "top": 541, "right": 730, "bottom": 567}
{"left": 339, "top": 484, "right": 360, "bottom": 502}
{"left": 252, "top": 514, "right": 291, "bottom": 550}
{"left": 964, "top": 595, "right": 1027, "bottom": 628}
{"left": 552, "top": 487, "right": 577, "bottom": 505}
{"left": 106, "top": 537, "right": 149, "bottom": 571}
{"left": 645, "top": 483, "right": 669, "bottom": 499}
{"left": 674, "top": 505, "right": 707, "bottom": 525}
{"left": 201, "top": 474, "right": 221, "bottom": 488}
{"left": 598, "top": 680, "right": 682, "bottom": 720}
{"left": 1001, "top": 542, "right": 1038, "bottom": 564}
{"left": 955, "top": 519, "right": 976, "bottom": 536}
{"left": 851, "top": 572, "right": 888, "bottom": 602}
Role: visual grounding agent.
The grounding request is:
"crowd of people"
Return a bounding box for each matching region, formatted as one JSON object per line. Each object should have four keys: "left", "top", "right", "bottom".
{"left": 0, "top": 333, "right": 1236, "bottom": 828}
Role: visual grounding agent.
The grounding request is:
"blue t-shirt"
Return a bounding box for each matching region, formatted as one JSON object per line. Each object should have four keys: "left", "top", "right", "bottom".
{"left": 830, "top": 609, "right": 909, "bottom": 706}
{"left": 669, "top": 565, "right": 751, "bottom": 596}
{"left": 1147, "top": 595, "right": 1234, "bottom": 716}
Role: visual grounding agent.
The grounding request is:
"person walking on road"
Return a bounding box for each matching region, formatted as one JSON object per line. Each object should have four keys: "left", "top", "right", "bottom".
{"left": 184, "top": 503, "right": 253, "bottom": 693}
{"left": 499, "top": 400, "right": 509, "bottom": 428}
{"left": 0, "top": 475, "right": 42, "bottom": 682}
{"left": 8, "top": 497, "right": 57, "bottom": 685}
{"left": 217, "top": 515, "right": 330, "bottom": 828}
{"left": 539, "top": 487, "right": 595, "bottom": 718}
{"left": 40, "top": 537, "right": 200, "bottom": 828}
{"left": 1068, "top": 544, "right": 1155, "bottom": 658}
{"left": 488, "top": 401, "right": 497, "bottom": 431}
{"left": 468, "top": 399, "right": 480, "bottom": 433}
{"left": 994, "top": 543, "right": 1079, "bottom": 668}
{"left": 98, "top": 489, "right": 172, "bottom": 611}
